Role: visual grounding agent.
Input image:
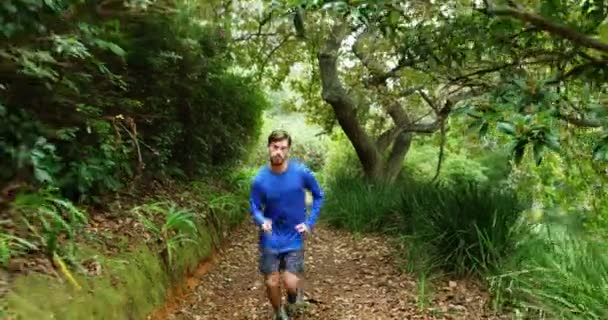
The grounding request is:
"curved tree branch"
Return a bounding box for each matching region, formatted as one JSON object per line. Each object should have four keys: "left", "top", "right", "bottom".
{"left": 483, "top": 2, "right": 608, "bottom": 54}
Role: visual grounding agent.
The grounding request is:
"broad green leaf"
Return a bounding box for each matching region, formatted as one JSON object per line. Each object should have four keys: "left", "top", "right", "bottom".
{"left": 544, "top": 133, "right": 561, "bottom": 152}
{"left": 34, "top": 168, "right": 53, "bottom": 183}
{"left": 497, "top": 122, "right": 516, "bottom": 135}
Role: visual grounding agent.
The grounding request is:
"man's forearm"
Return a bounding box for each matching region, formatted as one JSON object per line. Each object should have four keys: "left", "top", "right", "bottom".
{"left": 251, "top": 205, "right": 266, "bottom": 226}
{"left": 305, "top": 196, "right": 323, "bottom": 228}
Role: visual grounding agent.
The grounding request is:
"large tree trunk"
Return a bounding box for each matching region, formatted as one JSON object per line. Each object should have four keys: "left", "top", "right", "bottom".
{"left": 384, "top": 132, "right": 412, "bottom": 183}
{"left": 317, "top": 24, "right": 384, "bottom": 180}
{"left": 317, "top": 24, "right": 442, "bottom": 183}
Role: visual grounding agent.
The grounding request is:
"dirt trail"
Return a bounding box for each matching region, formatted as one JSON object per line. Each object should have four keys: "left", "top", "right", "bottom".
{"left": 158, "top": 223, "right": 504, "bottom": 320}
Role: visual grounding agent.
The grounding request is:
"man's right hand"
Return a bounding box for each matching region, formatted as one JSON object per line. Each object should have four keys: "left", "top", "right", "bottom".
{"left": 262, "top": 219, "right": 272, "bottom": 233}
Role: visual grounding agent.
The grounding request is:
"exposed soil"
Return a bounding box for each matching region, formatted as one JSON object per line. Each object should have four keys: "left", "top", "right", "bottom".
{"left": 157, "top": 223, "right": 506, "bottom": 320}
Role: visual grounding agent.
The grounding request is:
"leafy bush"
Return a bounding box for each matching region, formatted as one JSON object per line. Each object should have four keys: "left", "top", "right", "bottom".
{"left": 399, "top": 181, "right": 525, "bottom": 276}
{"left": 131, "top": 201, "right": 198, "bottom": 269}
{"left": 0, "top": 1, "right": 267, "bottom": 203}
{"left": 404, "top": 144, "right": 492, "bottom": 187}
{"left": 8, "top": 187, "right": 88, "bottom": 263}
{"left": 322, "top": 134, "right": 507, "bottom": 187}
{"left": 321, "top": 133, "right": 365, "bottom": 179}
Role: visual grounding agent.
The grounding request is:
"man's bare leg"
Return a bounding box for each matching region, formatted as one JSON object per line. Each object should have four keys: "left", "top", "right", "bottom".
{"left": 265, "top": 272, "right": 282, "bottom": 311}
{"left": 282, "top": 271, "right": 300, "bottom": 299}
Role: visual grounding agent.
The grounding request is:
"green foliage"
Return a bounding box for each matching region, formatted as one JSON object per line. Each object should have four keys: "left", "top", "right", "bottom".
{"left": 131, "top": 202, "right": 198, "bottom": 269}
{"left": 3, "top": 177, "right": 248, "bottom": 319}
{"left": 0, "top": 231, "right": 37, "bottom": 267}
{"left": 322, "top": 158, "right": 525, "bottom": 276}
{"left": 1, "top": 0, "right": 267, "bottom": 203}
{"left": 321, "top": 173, "right": 404, "bottom": 234}
{"left": 399, "top": 181, "right": 525, "bottom": 276}
{"left": 507, "top": 131, "right": 608, "bottom": 231}
{"left": 232, "top": 0, "right": 608, "bottom": 182}
{"left": 322, "top": 132, "right": 510, "bottom": 187}
{"left": 321, "top": 132, "right": 365, "bottom": 179}
{"left": 9, "top": 188, "right": 88, "bottom": 261}
{"left": 405, "top": 144, "right": 490, "bottom": 187}
{"left": 5, "top": 244, "right": 170, "bottom": 320}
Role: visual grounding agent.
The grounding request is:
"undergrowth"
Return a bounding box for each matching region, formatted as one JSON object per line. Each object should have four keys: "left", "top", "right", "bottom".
{"left": 488, "top": 225, "right": 608, "bottom": 319}
{"left": 321, "top": 167, "right": 608, "bottom": 319}
{"left": 1, "top": 168, "right": 252, "bottom": 319}
{"left": 322, "top": 172, "right": 524, "bottom": 277}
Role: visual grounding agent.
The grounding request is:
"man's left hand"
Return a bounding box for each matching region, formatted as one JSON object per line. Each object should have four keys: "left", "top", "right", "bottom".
{"left": 295, "top": 223, "right": 309, "bottom": 234}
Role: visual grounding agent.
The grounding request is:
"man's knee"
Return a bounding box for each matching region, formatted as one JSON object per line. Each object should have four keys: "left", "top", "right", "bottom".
{"left": 265, "top": 273, "right": 281, "bottom": 288}
{"left": 282, "top": 271, "right": 300, "bottom": 289}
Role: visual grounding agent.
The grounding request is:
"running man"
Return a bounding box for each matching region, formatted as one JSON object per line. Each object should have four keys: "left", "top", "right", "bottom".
{"left": 249, "top": 130, "right": 324, "bottom": 320}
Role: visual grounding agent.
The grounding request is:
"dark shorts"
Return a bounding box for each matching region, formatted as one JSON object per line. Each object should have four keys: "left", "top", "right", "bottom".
{"left": 259, "top": 249, "right": 305, "bottom": 275}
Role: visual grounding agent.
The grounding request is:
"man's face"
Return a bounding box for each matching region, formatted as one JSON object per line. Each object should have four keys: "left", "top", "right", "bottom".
{"left": 268, "top": 139, "right": 290, "bottom": 165}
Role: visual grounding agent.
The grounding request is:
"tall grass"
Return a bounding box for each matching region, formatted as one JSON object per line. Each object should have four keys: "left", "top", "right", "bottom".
{"left": 323, "top": 171, "right": 608, "bottom": 318}
{"left": 489, "top": 225, "right": 608, "bottom": 319}
{"left": 399, "top": 181, "right": 524, "bottom": 276}
{"left": 321, "top": 174, "right": 405, "bottom": 234}
{"left": 321, "top": 173, "right": 525, "bottom": 276}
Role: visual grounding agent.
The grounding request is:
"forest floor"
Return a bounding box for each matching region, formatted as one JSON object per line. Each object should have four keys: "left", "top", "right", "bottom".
{"left": 155, "top": 223, "right": 507, "bottom": 320}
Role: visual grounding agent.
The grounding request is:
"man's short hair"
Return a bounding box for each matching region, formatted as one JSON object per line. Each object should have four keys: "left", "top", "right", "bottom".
{"left": 267, "top": 129, "right": 292, "bottom": 146}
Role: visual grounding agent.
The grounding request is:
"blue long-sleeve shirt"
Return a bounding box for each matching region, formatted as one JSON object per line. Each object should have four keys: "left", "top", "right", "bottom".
{"left": 249, "top": 160, "right": 324, "bottom": 253}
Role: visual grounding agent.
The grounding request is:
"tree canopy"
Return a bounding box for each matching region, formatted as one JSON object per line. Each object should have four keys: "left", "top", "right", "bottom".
{"left": 228, "top": 0, "right": 608, "bottom": 182}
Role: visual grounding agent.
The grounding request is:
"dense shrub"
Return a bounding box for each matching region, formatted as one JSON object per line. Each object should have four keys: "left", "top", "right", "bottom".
{"left": 0, "top": 1, "right": 267, "bottom": 202}
{"left": 322, "top": 171, "right": 525, "bottom": 276}
{"left": 320, "top": 173, "right": 405, "bottom": 234}
{"left": 322, "top": 138, "right": 608, "bottom": 318}
{"left": 322, "top": 133, "right": 505, "bottom": 186}
{"left": 399, "top": 180, "right": 525, "bottom": 275}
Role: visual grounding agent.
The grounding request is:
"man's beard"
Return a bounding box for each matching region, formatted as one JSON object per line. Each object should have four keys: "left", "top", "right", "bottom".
{"left": 270, "top": 155, "right": 284, "bottom": 165}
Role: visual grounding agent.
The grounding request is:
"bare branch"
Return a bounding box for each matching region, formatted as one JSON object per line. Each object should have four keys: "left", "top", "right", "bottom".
{"left": 401, "top": 87, "right": 486, "bottom": 134}
{"left": 377, "top": 86, "right": 484, "bottom": 151}
{"left": 548, "top": 54, "right": 608, "bottom": 84}
{"left": 234, "top": 32, "right": 281, "bottom": 42}
{"left": 417, "top": 90, "right": 439, "bottom": 112}
{"left": 234, "top": 11, "right": 275, "bottom": 41}
{"left": 431, "top": 119, "right": 447, "bottom": 183}
{"left": 448, "top": 58, "right": 556, "bottom": 84}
